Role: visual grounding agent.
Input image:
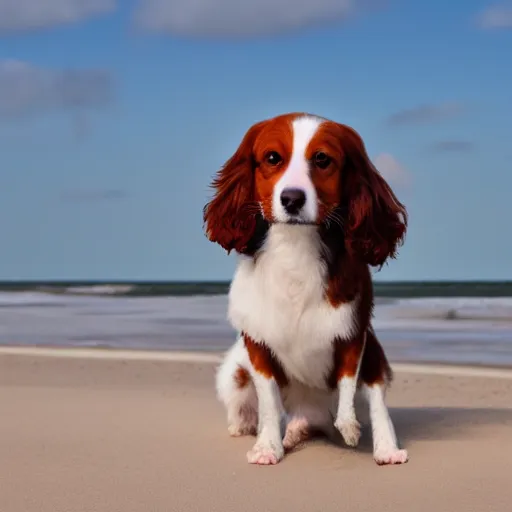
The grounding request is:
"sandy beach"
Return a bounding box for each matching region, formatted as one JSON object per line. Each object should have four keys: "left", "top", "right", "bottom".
{"left": 1, "top": 349, "right": 512, "bottom": 512}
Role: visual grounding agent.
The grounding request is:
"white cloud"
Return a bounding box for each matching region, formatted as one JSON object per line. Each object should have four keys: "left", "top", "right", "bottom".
{"left": 133, "top": 0, "right": 377, "bottom": 38}
{"left": 477, "top": 4, "right": 512, "bottom": 29}
{"left": 373, "top": 153, "right": 410, "bottom": 186}
{"left": 0, "top": 0, "right": 115, "bottom": 33}
{"left": 0, "top": 59, "right": 114, "bottom": 119}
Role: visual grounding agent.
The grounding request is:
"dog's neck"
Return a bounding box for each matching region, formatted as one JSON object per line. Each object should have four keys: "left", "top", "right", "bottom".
{"left": 242, "top": 216, "right": 346, "bottom": 276}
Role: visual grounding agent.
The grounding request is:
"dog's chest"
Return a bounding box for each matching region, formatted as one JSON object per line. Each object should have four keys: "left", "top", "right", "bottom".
{"left": 228, "top": 226, "right": 356, "bottom": 388}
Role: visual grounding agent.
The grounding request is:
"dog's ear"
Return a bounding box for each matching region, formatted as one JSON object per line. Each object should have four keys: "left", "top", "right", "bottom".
{"left": 339, "top": 125, "right": 408, "bottom": 267}
{"left": 203, "top": 121, "right": 266, "bottom": 254}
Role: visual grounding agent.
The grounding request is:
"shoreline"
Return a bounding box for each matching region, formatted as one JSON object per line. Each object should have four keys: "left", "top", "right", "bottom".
{"left": 2, "top": 292, "right": 511, "bottom": 368}
{"left": 1, "top": 344, "right": 512, "bottom": 379}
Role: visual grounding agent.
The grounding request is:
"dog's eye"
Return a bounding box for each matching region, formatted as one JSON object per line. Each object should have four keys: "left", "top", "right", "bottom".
{"left": 265, "top": 151, "right": 283, "bottom": 166}
{"left": 313, "top": 152, "right": 331, "bottom": 169}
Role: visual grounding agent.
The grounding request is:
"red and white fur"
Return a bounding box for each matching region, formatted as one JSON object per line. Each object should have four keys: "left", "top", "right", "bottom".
{"left": 203, "top": 113, "right": 408, "bottom": 466}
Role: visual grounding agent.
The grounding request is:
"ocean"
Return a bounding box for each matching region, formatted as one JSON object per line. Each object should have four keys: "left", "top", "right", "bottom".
{"left": 1, "top": 281, "right": 511, "bottom": 367}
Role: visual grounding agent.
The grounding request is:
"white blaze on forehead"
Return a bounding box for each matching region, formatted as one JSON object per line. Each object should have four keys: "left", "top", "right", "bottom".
{"left": 272, "top": 115, "right": 323, "bottom": 222}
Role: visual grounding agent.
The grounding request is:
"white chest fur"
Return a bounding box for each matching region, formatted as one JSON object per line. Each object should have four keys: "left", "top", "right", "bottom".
{"left": 228, "top": 224, "right": 357, "bottom": 389}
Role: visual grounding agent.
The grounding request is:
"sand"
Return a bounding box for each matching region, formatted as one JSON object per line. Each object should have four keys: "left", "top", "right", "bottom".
{"left": 1, "top": 349, "right": 512, "bottom": 512}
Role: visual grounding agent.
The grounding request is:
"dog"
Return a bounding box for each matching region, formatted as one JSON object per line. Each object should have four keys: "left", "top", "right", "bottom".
{"left": 203, "top": 112, "right": 408, "bottom": 466}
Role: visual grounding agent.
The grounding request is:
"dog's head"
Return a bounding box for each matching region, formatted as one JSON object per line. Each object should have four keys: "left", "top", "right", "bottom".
{"left": 203, "top": 112, "right": 407, "bottom": 266}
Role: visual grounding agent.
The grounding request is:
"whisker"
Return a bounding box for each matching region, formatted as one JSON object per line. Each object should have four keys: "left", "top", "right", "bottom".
{"left": 326, "top": 209, "right": 345, "bottom": 230}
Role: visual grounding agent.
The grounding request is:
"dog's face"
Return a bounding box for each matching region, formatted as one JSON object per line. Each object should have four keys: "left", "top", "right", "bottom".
{"left": 250, "top": 114, "right": 341, "bottom": 226}
{"left": 203, "top": 112, "right": 407, "bottom": 267}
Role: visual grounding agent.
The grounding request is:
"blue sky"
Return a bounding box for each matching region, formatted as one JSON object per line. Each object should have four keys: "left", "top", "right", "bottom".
{"left": 0, "top": 0, "right": 511, "bottom": 281}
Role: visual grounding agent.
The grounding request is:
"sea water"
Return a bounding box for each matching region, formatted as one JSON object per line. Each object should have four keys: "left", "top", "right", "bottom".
{"left": 0, "top": 290, "right": 511, "bottom": 367}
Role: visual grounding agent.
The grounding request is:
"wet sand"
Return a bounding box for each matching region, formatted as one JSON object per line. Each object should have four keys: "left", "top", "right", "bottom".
{"left": 1, "top": 349, "right": 512, "bottom": 512}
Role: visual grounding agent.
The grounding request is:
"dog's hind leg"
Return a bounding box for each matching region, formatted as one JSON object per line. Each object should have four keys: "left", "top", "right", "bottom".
{"left": 216, "top": 337, "right": 258, "bottom": 437}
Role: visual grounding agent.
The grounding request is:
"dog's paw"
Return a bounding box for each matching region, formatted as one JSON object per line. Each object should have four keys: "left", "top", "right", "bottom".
{"left": 283, "top": 417, "right": 309, "bottom": 451}
{"left": 247, "top": 442, "right": 284, "bottom": 465}
{"left": 334, "top": 417, "right": 361, "bottom": 447}
{"left": 374, "top": 448, "right": 409, "bottom": 466}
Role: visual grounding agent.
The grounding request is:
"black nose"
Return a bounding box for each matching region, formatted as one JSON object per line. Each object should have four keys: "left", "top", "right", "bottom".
{"left": 280, "top": 188, "right": 306, "bottom": 215}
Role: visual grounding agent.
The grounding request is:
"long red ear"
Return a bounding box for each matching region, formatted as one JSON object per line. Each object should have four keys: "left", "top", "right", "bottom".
{"left": 340, "top": 125, "right": 408, "bottom": 268}
{"left": 203, "top": 121, "right": 264, "bottom": 254}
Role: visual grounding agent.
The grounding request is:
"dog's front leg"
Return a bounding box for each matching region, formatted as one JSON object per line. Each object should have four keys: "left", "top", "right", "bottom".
{"left": 244, "top": 334, "right": 286, "bottom": 465}
{"left": 332, "top": 332, "right": 366, "bottom": 447}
